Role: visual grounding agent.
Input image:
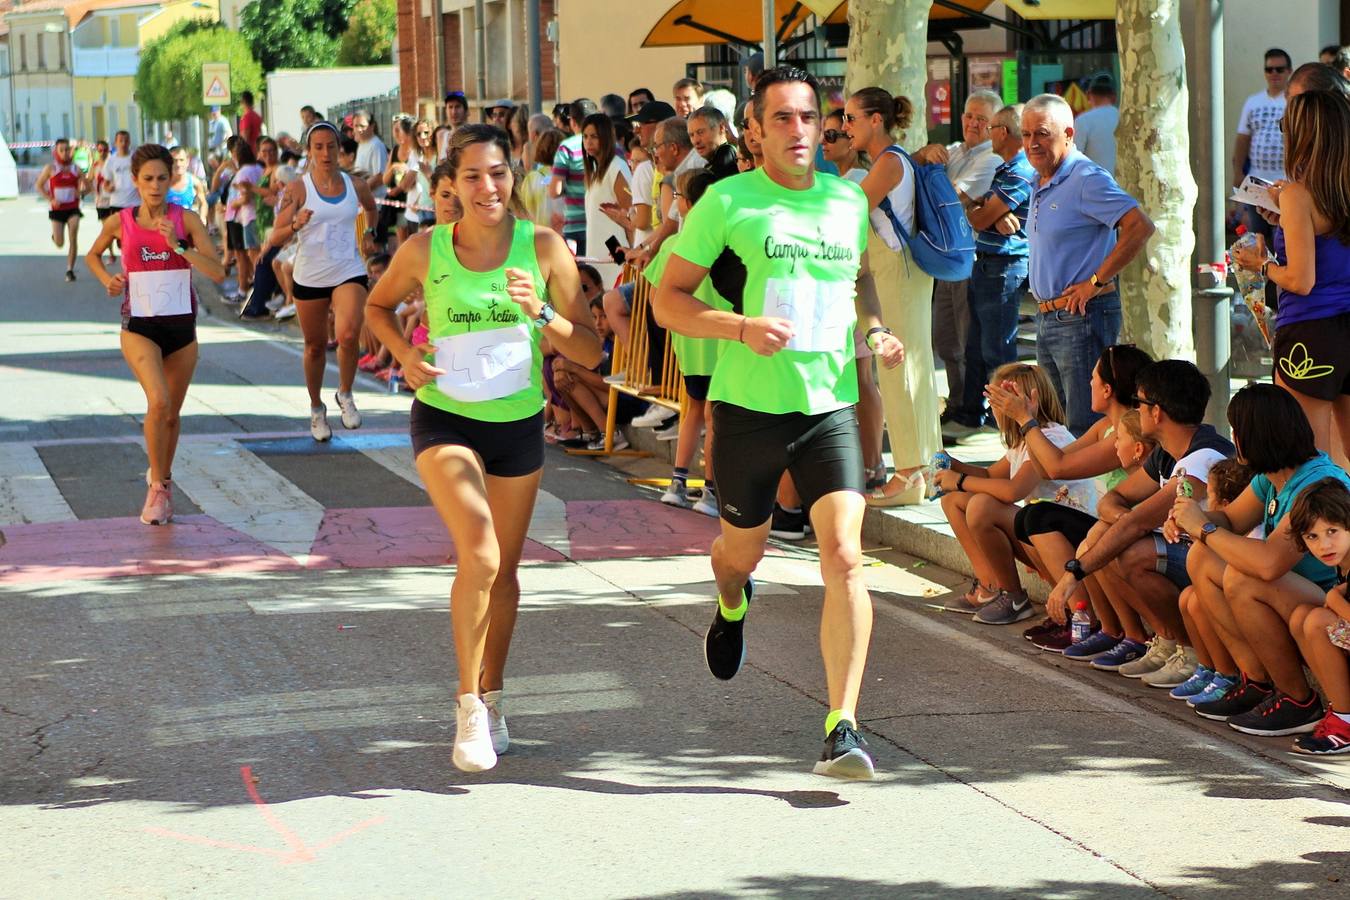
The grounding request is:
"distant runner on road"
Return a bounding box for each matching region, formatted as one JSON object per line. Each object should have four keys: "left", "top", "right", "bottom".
{"left": 36, "top": 138, "right": 90, "bottom": 282}
{"left": 366, "top": 125, "right": 603, "bottom": 773}
{"left": 655, "top": 67, "right": 905, "bottom": 780}
{"left": 85, "top": 144, "right": 225, "bottom": 525}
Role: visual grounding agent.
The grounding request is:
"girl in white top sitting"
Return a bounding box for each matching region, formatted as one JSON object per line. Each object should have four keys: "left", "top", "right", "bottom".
{"left": 580, "top": 112, "right": 631, "bottom": 285}
{"left": 934, "top": 363, "right": 1100, "bottom": 626}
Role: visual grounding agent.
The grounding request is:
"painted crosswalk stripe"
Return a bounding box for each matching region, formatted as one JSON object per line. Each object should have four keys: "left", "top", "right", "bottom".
{"left": 170, "top": 438, "right": 326, "bottom": 564}
{"left": 0, "top": 442, "right": 76, "bottom": 525}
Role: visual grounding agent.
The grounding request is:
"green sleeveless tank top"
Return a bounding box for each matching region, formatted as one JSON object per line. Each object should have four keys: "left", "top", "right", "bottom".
{"left": 415, "top": 217, "right": 548, "bottom": 422}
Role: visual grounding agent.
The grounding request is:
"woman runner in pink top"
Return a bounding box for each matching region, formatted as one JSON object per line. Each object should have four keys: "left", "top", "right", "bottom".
{"left": 86, "top": 144, "right": 225, "bottom": 526}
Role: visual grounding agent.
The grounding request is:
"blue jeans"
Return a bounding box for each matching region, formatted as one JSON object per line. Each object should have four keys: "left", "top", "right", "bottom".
{"left": 955, "top": 254, "right": 1028, "bottom": 425}
{"left": 1035, "top": 291, "right": 1122, "bottom": 435}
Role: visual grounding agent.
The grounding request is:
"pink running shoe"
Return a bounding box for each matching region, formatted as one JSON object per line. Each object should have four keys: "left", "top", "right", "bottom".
{"left": 140, "top": 479, "right": 173, "bottom": 526}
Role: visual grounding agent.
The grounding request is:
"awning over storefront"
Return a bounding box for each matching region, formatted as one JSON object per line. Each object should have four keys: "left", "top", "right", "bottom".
{"left": 642, "top": 0, "right": 1114, "bottom": 49}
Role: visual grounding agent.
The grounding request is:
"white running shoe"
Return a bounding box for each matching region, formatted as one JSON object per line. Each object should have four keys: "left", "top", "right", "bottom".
{"left": 274, "top": 303, "right": 297, "bottom": 321}
{"left": 630, "top": 404, "right": 677, "bottom": 428}
{"left": 335, "top": 391, "right": 362, "bottom": 429}
{"left": 481, "top": 690, "right": 509, "bottom": 755}
{"left": 587, "top": 432, "right": 629, "bottom": 451}
{"left": 654, "top": 419, "right": 681, "bottom": 441}
{"left": 660, "top": 480, "right": 693, "bottom": 508}
{"left": 310, "top": 404, "right": 332, "bottom": 442}
{"left": 453, "top": 693, "right": 498, "bottom": 772}
{"left": 692, "top": 490, "right": 719, "bottom": 518}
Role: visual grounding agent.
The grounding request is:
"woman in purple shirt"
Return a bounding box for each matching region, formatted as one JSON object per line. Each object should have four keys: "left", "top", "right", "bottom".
{"left": 1233, "top": 92, "right": 1350, "bottom": 462}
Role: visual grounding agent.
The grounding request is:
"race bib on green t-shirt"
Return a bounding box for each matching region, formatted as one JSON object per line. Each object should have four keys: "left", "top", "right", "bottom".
{"left": 670, "top": 168, "right": 868, "bottom": 414}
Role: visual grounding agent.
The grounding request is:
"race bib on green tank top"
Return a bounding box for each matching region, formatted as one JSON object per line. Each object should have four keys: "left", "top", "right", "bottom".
{"left": 671, "top": 168, "right": 868, "bottom": 415}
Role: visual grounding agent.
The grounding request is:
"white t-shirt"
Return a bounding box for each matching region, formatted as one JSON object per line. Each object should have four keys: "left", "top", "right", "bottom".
{"left": 105, "top": 152, "right": 137, "bottom": 207}
{"left": 1006, "top": 422, "right": 1100, "bottom": 512}
{"left": 630, "top": 159, "right": 656, "bottom": 244}
{"left": 584, "top": 155, "right": 633, "bottom": 284}
{"left": 356, "top": 137, "right": 389, "bottom": 195}
{"left": 1073, "top": 105, "right": 1118, "bottom": 175}
{"left": 667, "top": 149, "right": 707, "bottom": 227}
{"left": 1236, "top": 90, "right": 1286, "bottom": 183}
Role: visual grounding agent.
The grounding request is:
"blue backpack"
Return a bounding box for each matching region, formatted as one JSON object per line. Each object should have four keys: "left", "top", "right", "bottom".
{"left": 876, "top": 144, "right": 975, "bottom": 281}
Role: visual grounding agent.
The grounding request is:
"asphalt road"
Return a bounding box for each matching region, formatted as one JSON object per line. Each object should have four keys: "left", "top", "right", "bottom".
{"left": 2, "top": 196, "right": 1348, "bottom": 898}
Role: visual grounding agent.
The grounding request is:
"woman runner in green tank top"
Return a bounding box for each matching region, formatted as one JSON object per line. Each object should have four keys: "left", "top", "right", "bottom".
{"left": 366, "top": 126, "right": 604, "bottom": 774}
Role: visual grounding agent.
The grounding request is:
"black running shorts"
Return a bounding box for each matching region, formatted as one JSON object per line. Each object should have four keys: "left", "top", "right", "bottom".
{"left": 711, "top": 402, "right": 864, "bottom": 529}
{"left": 1013, "top": 501, "right": 1097, "bottom": 546}
{"left": 49, "top": 208, "right": 82, "bottom": 223}
{"left": 123, "top": 314, "right": 197, "bottom": 358}
{"left": 1272, "top": 312, "right": 1350, "bottom": 401}
{"left": 293, "top": 274, "right": 370, "bottom": 301}
{"left": 410, "top": 399, "right": 544, "bottom": 478}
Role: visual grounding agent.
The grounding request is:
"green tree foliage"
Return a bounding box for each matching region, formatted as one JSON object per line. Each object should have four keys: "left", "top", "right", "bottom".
{"left": 136, "top": 21, "right": 265, "bottom": 122}
{"left": 337, "top": 0, "right": 396, "bottom": 66}
{"left": 239, "top": 0, "right": 358, "bottom": 72}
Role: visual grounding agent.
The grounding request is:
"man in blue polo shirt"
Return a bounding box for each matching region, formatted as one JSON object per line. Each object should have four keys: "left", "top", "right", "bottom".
{"left": 945, "top": 102, "right": 1037, "bottom": 434}
{"left": 1022, "top": 93, "right": 1155, "bottom": 434}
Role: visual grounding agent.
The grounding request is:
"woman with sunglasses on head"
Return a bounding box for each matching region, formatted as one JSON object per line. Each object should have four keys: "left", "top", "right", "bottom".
{"left": 366, "top": 126, "right": 603, "bottom": 772}
{"left": 843, "top": 87, "right": 937, "bottom": 506}
{"left": 821, "top": 109, "right": 884, "bottom": 492}
{"left": 399, "top": 117, "right": 438, "bottom": 235}
{"left": 85, "top": 144, "right": 226, "bottom": 525}
{"left": 272, "top": 122, "right": 379, "bottom": 441}
{"left": 1232, "top": 91, "right": 1350, "bottom": 466}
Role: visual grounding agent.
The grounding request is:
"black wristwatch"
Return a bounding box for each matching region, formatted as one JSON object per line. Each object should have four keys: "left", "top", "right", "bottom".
{"left": 173, "top": 238, "right": 190, "bottom": 255}
{"left": 1198, "top": 522, "right": 1218, "bottom": 544}
{"left": 1018, "top": 418, "right": 1040, "bottom": 437}
{"left": 1065, "top": 558, "right": 1086, "bottom": 581}
{"left": 865, "top": 326, "right": 891, "bottom": 348}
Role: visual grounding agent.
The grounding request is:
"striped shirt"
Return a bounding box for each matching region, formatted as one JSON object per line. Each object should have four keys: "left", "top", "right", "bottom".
{"left": 551, "top": 134, "right": 586, "bottom": 236}
{"left": 975, "top": 150, "right": 1035, "bottom": 257}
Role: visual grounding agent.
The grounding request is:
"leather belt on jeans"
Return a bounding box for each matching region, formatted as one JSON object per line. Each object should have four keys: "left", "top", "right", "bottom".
{"left": 1035, "top": 288, "right": 1118, "bottom": 315}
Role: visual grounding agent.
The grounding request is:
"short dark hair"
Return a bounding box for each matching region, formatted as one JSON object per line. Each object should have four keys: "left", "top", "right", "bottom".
{"left": 1289, "top": 61, "right": 1350, "bottom": 98}
{"left": 750, "top": 66, "right": 821, "bottom": 125}
{"left": 1135, "top": 360, "right": 1210, "bottom": 426}
{"left": 339, "top": 136, "right": 359, "bottom": 156}
{"left": 1265, "top": 47, "right": 1292, "bottom": 68}
{"left": 54, "top": 137, "right": 69, "bottom": 146}
{"left": 301, "top": 104, "right": 317, "bottom": 115}
{"left": 366, "top": 252, "right": 391, "bottom": 270}
{"left": 130, "top": 143, "right": 173, "bottom": 177}
{"left": 576, "top": 262, "right": 602, "bottom": 290}
{"left": 1289, "top": 477, "right": 1350, "bottom": 552}
{"left": 1096, "top": 344, "right": 1152, "bottom": 408}
{"left": 569, "top": 98, "right": 598, "bottom": 127}
{"left": 1227, "top": 382, "right": 1318, "bottom": 474}
{"left": 241, "top": 90, "right": 254, "bottom": 105}
{"left": 115, "top": 129, "right": 130, "bottom": 140}
{"left": 599, "top": 93, "right": 627, "bottom": 120}
{"left": 629, "top": 88, "right": 655, "bottom": 104}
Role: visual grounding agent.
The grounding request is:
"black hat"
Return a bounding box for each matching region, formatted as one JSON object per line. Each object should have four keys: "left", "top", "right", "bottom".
{"left": 630, "top": 100, "right": 676, "bottom": 124}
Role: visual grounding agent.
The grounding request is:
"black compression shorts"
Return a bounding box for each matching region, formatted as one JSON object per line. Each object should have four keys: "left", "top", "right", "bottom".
{"left": 410, "top": 399, "right": 544, "bottom": 478}
{"left": 293, "top": 274, "right": 369, "bottom": 301}
{"left": 711, "top": 402, "right": 864, "bottom": 529}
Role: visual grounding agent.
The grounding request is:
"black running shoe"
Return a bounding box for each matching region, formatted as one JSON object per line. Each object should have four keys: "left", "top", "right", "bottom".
{"left": 769, "top": 504, "right": 810, "bottom": 541}
{"left": 1192, "top": 675, "right": 1273, "bottom": 722}
{"left": 813, "top": 722, "right": 875, "bottom": 780}
{"left": 704, "top": 576, "right": 753, "bottom": 680}
{"left": 1228, "top": 690, "right": 1324, "bottom": 737}
{"left": 65, "top": 269, "right": 76, "bottom": 283}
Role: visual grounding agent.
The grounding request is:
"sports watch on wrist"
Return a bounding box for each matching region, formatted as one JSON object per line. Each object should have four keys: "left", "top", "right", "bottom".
{"left": 1198, "top": 522, "right": 1218, "bottom": 544}
{"left": 1065, "top": 558, "right": 1086, "bottom": 581}
{"left": 532, "top": 302, "right": 556, "bottom": 328}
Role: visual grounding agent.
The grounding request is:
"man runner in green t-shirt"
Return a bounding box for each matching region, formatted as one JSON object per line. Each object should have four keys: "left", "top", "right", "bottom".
{"left": 654, "top": 66, "right": 905, "bottom": 779}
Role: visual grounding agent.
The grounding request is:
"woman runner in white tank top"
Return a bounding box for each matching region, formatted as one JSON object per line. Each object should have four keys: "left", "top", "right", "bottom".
{"left": 272, "top": 122, "right": 378, "bottom": 441}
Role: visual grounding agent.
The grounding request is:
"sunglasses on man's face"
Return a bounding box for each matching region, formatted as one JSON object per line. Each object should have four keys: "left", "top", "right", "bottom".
{"left": 1265, "top": 65, "right": 1289, "bottom": 74}
{"left": 822, "top": 129, "right": 846, "bottom": 144}
{"left": 1136, "top": 395, "right": 1160, "bottom": 408}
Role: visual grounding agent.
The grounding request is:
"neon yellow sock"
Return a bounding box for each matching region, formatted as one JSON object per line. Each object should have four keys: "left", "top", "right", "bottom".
{"left": 825, "top": 709, "right": 855, "bottom": 736}
{"left": 718, "top": 585, "right": 749, "bottom": 622}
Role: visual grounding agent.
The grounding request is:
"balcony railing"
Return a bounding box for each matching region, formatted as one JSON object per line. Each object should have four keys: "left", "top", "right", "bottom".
{"left": 72, "top": 46, "right": 140, "bottom": 77}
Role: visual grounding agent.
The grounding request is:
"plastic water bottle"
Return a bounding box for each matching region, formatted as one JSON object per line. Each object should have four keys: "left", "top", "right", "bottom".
{"left": 924, "top": 450, "right": 955, "bottom": 500}
{"left": 1071, "top": 601, "right": 1092, "bottom": 644}
{"left": 388, "top": 370, "right": 404, "bottom": 394}
{"left": 1229, "top": 228, "right": 1273, "bottom": 346}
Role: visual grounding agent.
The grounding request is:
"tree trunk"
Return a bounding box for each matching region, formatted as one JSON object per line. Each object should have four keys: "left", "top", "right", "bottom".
{"left": 845, "top": 0, "right": 932, "bottom": 150}
{"left": 1115, "top": 0, "right": 1198, "bottom": 359}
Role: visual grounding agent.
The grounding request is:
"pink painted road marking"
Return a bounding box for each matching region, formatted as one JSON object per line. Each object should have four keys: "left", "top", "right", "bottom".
{"left": 306, "top": 506, "right": 564, "bottom": 568}
{"left": 565, "top": 500, "right": 724, "bottom": 560}
{"left": 0, "top": 515, "right": 301, "bottom": 585}
{"left": 0, "top": 500, "right": 737, "bottom": 585}
{"left": 147, "top": 765, "right": 386, "bottom": 866}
